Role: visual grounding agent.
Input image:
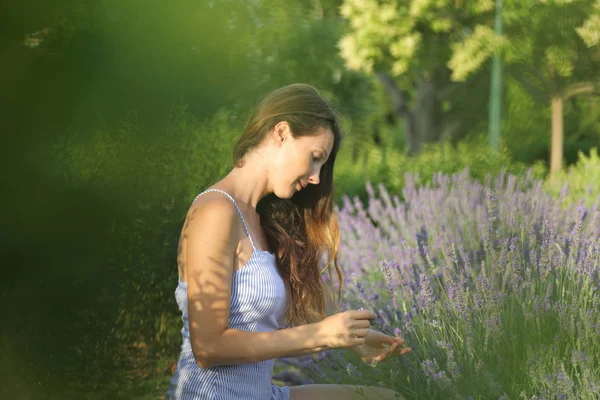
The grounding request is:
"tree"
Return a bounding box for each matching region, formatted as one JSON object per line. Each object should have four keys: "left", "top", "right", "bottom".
{"left": 339, "top": 0, "right": 600, "bottom": 170}
{"left": 448, "top": 0, "right": 600, "bottom": 180}
{"left": 339, "top": 0, "right": 499, "bottom": 155}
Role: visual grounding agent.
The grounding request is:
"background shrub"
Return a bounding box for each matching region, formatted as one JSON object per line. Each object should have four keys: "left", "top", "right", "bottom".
{"left": 335, "top": 136, "right": 547, "bottom": 204}
{"left": 544, "top": 148, "right": 600, "bottom": 209}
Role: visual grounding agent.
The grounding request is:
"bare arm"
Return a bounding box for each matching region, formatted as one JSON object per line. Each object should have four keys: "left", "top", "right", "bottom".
{"left": 208, "top": 323, "right": 329, "bottom": 366}
{"left": 206, "top": 311, "right": 375, "bottom": 367}
{"left": 185, "top": 196, "right": 373, "bottom": 369}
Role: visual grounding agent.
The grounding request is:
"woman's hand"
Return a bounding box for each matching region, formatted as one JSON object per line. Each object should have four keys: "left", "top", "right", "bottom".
{"left": 317, "top": 310, "right": 377, "bottom": 349}
{"left": 350, "top": 329, "right": 411, "bottom": 365}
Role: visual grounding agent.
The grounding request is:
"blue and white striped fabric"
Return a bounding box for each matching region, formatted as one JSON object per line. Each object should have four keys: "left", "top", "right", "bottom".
{"left": 165, "top": 189, "right": 291, "bottom": 400}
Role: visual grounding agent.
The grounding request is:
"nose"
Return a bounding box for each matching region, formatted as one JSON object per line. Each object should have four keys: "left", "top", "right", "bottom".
{"left": 308, "top": 172, "right": 320, "bottom": 185}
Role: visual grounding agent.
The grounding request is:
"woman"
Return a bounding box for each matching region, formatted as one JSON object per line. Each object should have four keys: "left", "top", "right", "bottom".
{"left": 166, "top": 84, "right": 411, "bottom": 400}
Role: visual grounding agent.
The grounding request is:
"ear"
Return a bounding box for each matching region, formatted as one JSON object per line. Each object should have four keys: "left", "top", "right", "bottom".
{"left": 273, "top": 121, "right": 290, "bottom": 144}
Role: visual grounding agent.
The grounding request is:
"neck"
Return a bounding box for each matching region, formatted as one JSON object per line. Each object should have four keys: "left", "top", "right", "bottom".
{"left": 218, "top": 154, "right": 271, "bottom": 209}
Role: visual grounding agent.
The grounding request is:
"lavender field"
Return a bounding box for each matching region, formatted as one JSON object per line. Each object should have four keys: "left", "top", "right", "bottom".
{"left": 276, "top": 169, "right": 600, "bottom": 400}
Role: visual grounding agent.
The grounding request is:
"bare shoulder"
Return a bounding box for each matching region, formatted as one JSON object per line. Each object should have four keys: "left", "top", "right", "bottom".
{"left": 179, "top": 192, "right": 241, "bottom": 281}
{"left": 186, "top": 193, "right": 239, "bottom": 229}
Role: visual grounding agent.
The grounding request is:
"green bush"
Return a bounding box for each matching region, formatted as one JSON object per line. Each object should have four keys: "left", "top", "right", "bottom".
{"left": 544, "top": 148, "right": 600, "bottom": 209}
{"left": 334, "top": 135, "right": 547, "bottom": 204}
{"left": 28, "top": 106, "right": 242, "bottom": 397}
{"left": 50, "top": 105, "right": 240, "bottom": 205}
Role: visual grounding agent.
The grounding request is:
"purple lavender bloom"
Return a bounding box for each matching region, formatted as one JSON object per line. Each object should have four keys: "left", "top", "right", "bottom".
{"left": 404, "top": 311, "right": 414, "bottom": 331}
{"left": 300, "top": 169, "right": 600, "bottom": 397}
{"left": 571, "top": 350, "right": 590, "bottom": 364}
{"left": 417, "top": 226, "right": 429, "bottom": 260}
{"left": 379, "top": 261, "right": 396, "bottom": 295}
{"left": 432, "top": 370, "right": 453, "bottom": 390}
{"left": 447, "top": 284, "right": 469, "bottom": 319}
{"left": 418, "top": 273, "right": 436, "bottom": 312}
{"left": 421, "top": 359, "right": 439, "bottom": 378}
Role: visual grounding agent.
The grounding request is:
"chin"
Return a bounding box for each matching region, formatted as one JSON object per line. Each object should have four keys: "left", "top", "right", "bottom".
{"left": 273, "top": 188, "right": 295, "bottom": 200}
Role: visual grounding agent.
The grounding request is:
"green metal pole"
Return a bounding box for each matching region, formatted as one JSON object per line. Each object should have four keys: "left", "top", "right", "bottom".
{"left": 488, "top": 0, "right": 503, "bottom": 151}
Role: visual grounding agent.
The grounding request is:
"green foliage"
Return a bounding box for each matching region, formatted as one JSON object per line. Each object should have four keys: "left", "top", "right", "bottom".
{"left": 339, "top": 0, "right": 495, "bottom": 78}
{"left": 545, "top": 148, "right": 600, "bottom": 209}
{"left": 339, "top": 0, "right": 599, "bottom": 90}
{"left": 3, "top": 0, "right": 379, "bottom": 145}
{"left": 449, "top": 24, "right": 506, "bottom": 82}
{"left": 338, "top": 0, "right": 600, "bottom": 171}
{"left": 335, "top": 135, "right": 547, "bottom": 204}
{"left": 6, "top": 107, "right": 243, "bottom": 397}
{"left": 51, "top": 106, "right": 239, "bottom": 201}
{"left": 502, "top": 79, "right": 600, "bottom": 167}
{"left": 452, "top": 0, "right": 600, "bottom": 88}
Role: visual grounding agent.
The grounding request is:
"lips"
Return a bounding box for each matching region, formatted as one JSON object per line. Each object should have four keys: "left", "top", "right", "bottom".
{"left": 296, "top": 180, "right": 306, "bottom": 191}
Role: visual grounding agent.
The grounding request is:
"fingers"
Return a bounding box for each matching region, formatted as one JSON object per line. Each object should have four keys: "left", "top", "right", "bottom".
{"left": 353, "top": 328, "right": 369, "bottom": 338}
{"left": 393, "top": 347, "right": 412, "bottom": 355}
{"left": 373, "top": 342, "right": 398, "bottom": 363}
{"left": 351, "top": 336, "right": 366, "bottom": 346}
{"left": 377, "top": 344, "right": 411, "bottom": 363}
{"left": 394, "top": 336, "right": 411, "bottom": 354}
{"left": 392, "top": 336, "right": 410, "bottom": 355}
{"left": 386, "top": 335, "right": 410, "bottom": 355}
{"left": 379, "top": 334, "right": 397, "bottom": 345}
{"left": 349, "top": 309, "right": 377, "bottom": 320}
{"left": 353, "top": 320, "right": 371, "bottom": 329}
{"left": 385, "top": 341, "right": 399, "bottom": 355}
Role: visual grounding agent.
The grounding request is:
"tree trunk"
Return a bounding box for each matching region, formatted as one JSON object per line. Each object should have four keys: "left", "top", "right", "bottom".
{"left": 414, "top": 75, "right": 439, "bottom": 144}
{"left": 376, "top": 71, "right": 466, "bottom": 155}
{"left": 376, "top": 72, "right": 420, "bottom": 155}
{"left": 549, "top": 95, "right": 563, "bottom": 182}
{"left": 547, "top": 82, "right": 596, "bottom": 182}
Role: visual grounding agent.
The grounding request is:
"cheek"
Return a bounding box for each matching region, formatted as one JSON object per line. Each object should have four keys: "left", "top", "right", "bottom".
{"left": 271, "top": 149, "right": 294, "bottom": 181}
{"left": 281, "top": 147, "right": 306, "bottom": 173}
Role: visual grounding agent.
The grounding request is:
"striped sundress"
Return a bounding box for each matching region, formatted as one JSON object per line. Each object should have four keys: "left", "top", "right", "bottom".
{"left": 165, "top": 188, "right": 291, "bottom": 400}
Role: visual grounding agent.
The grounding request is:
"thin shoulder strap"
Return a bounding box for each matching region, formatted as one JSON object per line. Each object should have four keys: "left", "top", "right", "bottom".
{"left": 193, "top": 188, "right": 256, "bottom": 250}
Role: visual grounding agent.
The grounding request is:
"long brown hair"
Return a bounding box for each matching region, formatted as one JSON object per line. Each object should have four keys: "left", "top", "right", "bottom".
{"left": 232, "top": 83, "right": 344, "bottom": 327}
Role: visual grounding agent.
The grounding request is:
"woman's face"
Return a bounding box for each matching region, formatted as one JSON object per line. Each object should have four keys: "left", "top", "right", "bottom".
{"left": 270, "top": 122, "right": 335, "bottom": 199}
